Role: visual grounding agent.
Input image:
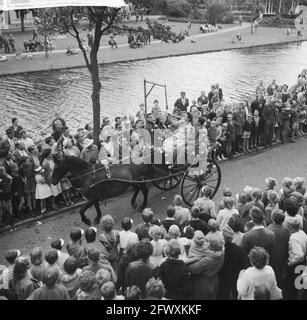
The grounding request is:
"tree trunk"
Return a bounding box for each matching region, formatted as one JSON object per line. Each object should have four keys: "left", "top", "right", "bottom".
{"left": 90, "top": 21, "right": 103, "bottom": 146}
{"left": 20, "top": 10, "right": 25, "bottom": 32}
{"left": 251, "top": 16, "right": 254, "bottom": 34}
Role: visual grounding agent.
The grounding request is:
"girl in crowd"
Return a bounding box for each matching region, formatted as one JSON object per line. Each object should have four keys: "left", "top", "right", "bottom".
{"left": 34, "top": 166, "right": 52, "bottom": 214}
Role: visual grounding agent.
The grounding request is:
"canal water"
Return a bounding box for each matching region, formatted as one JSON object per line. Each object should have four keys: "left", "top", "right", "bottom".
{"left": 0, "top": 41, "right": 306, "bottom": 137}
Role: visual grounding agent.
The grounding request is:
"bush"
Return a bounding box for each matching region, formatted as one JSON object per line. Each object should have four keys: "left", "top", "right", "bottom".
{"left": 189, "top": 8, "right": 206, "bottom": 20}
{"left": 165, "top": 0, "right": 192, "bottom": 18}
{"left": 205, "top": 1, "right": 228, "bottom": 25}
{"left": 259, "top": 16, "right": 295, "bottom": 28}
{"left": 222, "top": 12, "right": 235, "bottom": 24}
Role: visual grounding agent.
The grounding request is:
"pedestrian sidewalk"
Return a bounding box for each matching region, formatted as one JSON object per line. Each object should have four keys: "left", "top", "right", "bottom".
{"left": 3, "top": 22, "right": 249, "bottom": 58}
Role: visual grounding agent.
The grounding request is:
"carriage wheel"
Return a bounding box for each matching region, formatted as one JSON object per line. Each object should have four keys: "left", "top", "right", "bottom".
{"left": 152, "top": 166, "right": 185, "bottom": 191}
{"left": 180, "top": 158, "right": 221, "bottom": 207}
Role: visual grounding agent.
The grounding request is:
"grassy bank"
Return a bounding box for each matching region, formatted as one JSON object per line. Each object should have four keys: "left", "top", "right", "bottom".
{"left": 0, "top": 25, "right": 306, "bottom": 77}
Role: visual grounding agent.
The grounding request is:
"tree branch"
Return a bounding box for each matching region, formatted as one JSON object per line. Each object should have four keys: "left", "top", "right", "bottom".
{"left": 100, "top": 8, "right": 121, "bottom": 35}
{"left": 69, "top": 10, "right": 91, "bottom": 72}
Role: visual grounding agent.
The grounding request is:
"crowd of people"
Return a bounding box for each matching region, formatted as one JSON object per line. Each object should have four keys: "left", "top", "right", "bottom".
{"left": 1, "top": 69, "right": 307, "bottom": 228}
{"left": 0, "top": 33, "right": 15, "bottom": 54}
{"left": 1, "top": 175, "right": 307, "bottom": 300}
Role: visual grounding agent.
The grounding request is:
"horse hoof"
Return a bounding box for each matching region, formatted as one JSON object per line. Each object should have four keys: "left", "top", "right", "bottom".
{"left": 82, "top": 217, "right": 91, "bottom": 226}
{"left": 94, "top": 218, "right": 101, "bottom": 225}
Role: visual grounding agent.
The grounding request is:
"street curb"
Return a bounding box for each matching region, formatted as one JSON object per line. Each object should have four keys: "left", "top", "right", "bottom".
{"left": 1, "top": 132, "right": 306, "bottom": 234}
{"left": 0, "top": 201, "right": 86, "bottom": 235}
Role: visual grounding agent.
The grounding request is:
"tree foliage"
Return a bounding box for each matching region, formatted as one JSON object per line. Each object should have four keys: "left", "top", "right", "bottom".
{"left": 33, "top": 6, "right": 180, "bottom": 144}
{"left": 205, "top": 0, "right": 228, "bottom": 24}
{"left": 164, "top": 0, "right": 192, "bottom": 17}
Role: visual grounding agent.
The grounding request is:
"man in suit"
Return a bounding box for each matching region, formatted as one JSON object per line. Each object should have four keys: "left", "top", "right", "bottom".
{"left": 242, "top": 207, "right": 275, "bottom": 261}
{"left": 174, "top": 91, "right": 189, "bottom": 113}
{"left": 263, "top": 101, "right": 276, "bottom": 148}
{"left": 266, "top": 210, "right": 290, "bottom": 289}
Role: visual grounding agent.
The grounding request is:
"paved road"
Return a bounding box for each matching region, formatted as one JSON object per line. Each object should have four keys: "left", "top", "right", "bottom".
{"left": 0, "top": 136, "right": 306, "bottom": 264}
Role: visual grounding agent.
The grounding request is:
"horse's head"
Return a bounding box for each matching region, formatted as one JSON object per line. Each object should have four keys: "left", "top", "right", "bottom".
{"left": 52, "top": 157, "right": 70, "bottom": 185}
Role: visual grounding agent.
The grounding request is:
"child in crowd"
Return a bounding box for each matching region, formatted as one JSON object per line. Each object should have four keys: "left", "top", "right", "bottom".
{"left": 187, "top": 230, "right": 208, "bottom": 261}
{"left": 149, "top": 225, "right": 167, "bottom": 268}
{"left": 67, "top": 228, "right": 87, "bottom": 269}
{"left": 242, "top": 114, "right": 252, "bottom": 153}
{"left": 250, "top": 110, "right": 260, "bottom": 149}
{"left": 20, "top": 158, "right": 36, "bottom": 215}
{"left": 0, "top": 166, "right": 13, "bottom": 225}
{"left": 34, "top": 166, "right": 52, "bottom": 214}
{"left": 293, "top": 177, "right": 306, "bottom": 196}
{"left": 2, "top": 249, "right": 20, "bottom": 289}
{"left": 119, "top": 217, "right": 138, "bottom": 257}
{"left": 60, "top": 174, "right": 73, "bottom": 206}
{"left": 194, "top": 186, "right": 216, "bottom": 222}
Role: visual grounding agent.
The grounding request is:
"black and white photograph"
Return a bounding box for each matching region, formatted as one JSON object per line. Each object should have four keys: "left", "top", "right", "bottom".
{"left": 0, "top": 0, "right": 307, "bottom": 305}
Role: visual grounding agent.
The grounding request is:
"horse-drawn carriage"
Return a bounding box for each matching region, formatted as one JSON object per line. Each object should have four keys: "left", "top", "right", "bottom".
{"left": 52, "top": 81, "right": 222, "bottom": 226}
{"left": 52, "top": 149, "right": 221, "bottom": 226}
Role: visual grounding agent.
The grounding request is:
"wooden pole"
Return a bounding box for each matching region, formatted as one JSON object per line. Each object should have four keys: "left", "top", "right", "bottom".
{"left": 144, "top": 79, "right": 147, "bottom": 116}
{"left": 164, "top": 85, "right": 168, "bottom": 111}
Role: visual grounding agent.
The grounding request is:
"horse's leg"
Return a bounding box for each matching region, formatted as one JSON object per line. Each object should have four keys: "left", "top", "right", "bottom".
{"left": 80, "top": 199, "right": 94, "bottom": 226}
{"left": 140, "top": 184, "right": 149, "bottom": 210}
{"left": 94, "top": 201, "right": 102, "bottom": 225}
{"left": 131, "top": 184, "right": 140, "bottom": 209}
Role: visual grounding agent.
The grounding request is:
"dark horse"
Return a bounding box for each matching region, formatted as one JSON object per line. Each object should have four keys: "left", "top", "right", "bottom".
{"left": 52, "top": 156, "right": 152, "bottom": 226}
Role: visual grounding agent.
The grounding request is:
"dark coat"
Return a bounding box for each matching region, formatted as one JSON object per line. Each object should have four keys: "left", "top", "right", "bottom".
{"left": 174, "top": 98, "right": 189, "bottom": 112}
{"left": 159, "top": 258, "right": 191, "bottom": 300}
{"left": 266, "top": 223, "right": 290, "bottom": 286}
{"left": 242, "top": 228, "right": 275, "bottom": 259}
{"left": 186, "top": 249, "right": 224, "bottom": 300}
{"left": 218, "top": 242, "right": 247, "bottom": 300}
{"left": 125, "top": 260, "right": 155, "bottom": 299}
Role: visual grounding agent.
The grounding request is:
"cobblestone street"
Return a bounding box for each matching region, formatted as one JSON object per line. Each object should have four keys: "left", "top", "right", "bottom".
{"left": 0, "top": 136, "right": 306, "bottom": 265}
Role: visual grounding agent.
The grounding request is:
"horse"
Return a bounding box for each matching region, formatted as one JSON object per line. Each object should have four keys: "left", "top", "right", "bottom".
{"left": 52, "top": 156, "right": 152, "bottom": 226}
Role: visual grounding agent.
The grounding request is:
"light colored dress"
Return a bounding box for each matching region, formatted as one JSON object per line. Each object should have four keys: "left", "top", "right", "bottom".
{"left": 43, "top": 158, "right": 62, "bottom": 197}
{"left": 150, "top": 239, "right": 168, "bottom": 267}
{"left": 35, "top": 174, "right": 52, "bottom": 200}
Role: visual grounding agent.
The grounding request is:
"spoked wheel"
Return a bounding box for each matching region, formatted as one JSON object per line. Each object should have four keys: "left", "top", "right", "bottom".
{"left": 152, "top": 165, "right": 185, "bottom": 191}
{"left": 180, "top": 158, "right": 221, "bottom": 207}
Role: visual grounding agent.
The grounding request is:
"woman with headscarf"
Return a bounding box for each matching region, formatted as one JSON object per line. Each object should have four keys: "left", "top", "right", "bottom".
{"left": 186, "top": 234, "right": 224, "bottom": 300}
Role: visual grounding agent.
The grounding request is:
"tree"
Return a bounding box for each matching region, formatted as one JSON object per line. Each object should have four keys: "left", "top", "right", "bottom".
{"left": 241, "top": 0, "right": 265, "bottom": 33}
{"left": 34, "top": 9, "right": 57, "bottom": 57}
{"left": 205, "top": 0, "right": 228, "bottom": 24}
{"left": 15, "top": 9, "right": 28, "bottom": 32}
{"left": 34, "top": 6, "right": 179, "bottom": 145}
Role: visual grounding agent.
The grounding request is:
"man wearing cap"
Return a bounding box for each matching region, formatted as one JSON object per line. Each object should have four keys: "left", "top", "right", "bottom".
{"left": 174, "top": 91, "right": 189, "bottom": 113}
{"left": 284, "top": 217, "right": 307, "bottom": 300}
{"left": 242, "top": 207, "right": 275, "bottom": 261}
{"left": 80, "top": 139, "right": 99, "bottom": 165}
{"left": 266, "top": 210, "right": 290, "bottom": 288}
